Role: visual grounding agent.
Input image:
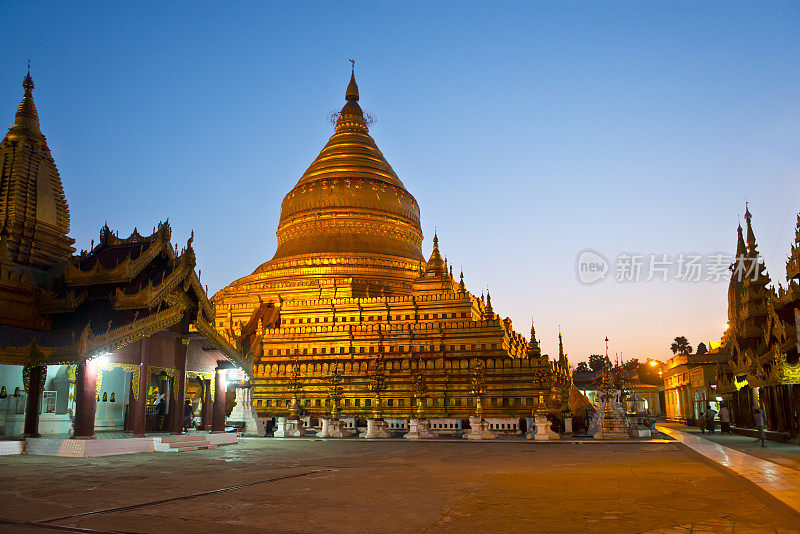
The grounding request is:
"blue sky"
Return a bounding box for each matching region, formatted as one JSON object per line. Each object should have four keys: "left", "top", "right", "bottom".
{"left": 2, "top": 2, "right": 799, "bottom": 363}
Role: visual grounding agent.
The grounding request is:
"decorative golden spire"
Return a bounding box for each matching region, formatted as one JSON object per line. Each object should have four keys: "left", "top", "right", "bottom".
{"left": 10, "top": 67, "right": 42, "bottom": 137}
{"left": 423, "top": 231, "right": 447, "bottom": 277}
{"left": 337, "top": 60, "right": 366, "bottom": 134}
{"left": 263, "top": 62, "right": 424, "bottom": 272}
{"left": 483, "top": 289, "right": 494, "bottom": 319}
{"left": 346, "top": 57, "right": 359, "bottom": 102}
{"left": 527, "top": 319, "right": 541, "bottom": 357}
{"left": 736, "top": 222, "right": 746, "bottom": 257}
{"left": 458, "top": 269, "right": 465, "bottom": 293}
{"left": 558, "top": 327, "right": 568, "bottom": 365}
{"left": 1, "top": 68, "right": 75, "bottom": 268}
{"left": 744, "top": 202, "right": 758, "bottom": 255}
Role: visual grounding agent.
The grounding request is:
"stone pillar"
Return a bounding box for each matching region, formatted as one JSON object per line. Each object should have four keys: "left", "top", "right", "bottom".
{"left": 211, "top": 366, "right": 227, "bottom": 433}
{"left": 564, "top": 416, "right": 574, "bottom": 435}
{"left": 130, "top": 338, "right": 149, "bottom": 437}
{"left": 170, "top": 338, "right": 188, "bottom": 434}
{"left": 23, "top": 365, "right": 45, "bottom": 438}
{"left": 72, "top": 361, "right": 98, "bottom": 439}
{"left": 200, "top": 379, "right": 213, "bottom": 431}
{"left": 123, "top": 378, "right": 133, "bottom": 433}
{"left": 162, "top": 378, "right": 173, "bottom": 430}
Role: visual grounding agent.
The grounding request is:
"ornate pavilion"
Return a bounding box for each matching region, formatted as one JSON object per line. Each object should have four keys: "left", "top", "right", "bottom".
{"left": 716, "top": 205, "right": 800, "bottom": 437}
{"left": 213, "top": 68, "right": 578, "bottom": 430}
{"left": 0, "top": 71, "right": 251, "bottom": 444}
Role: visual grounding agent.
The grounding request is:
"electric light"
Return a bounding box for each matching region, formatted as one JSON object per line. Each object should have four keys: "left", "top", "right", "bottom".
{"left": 90, "top": 353, "right": 110, "bottom": 368}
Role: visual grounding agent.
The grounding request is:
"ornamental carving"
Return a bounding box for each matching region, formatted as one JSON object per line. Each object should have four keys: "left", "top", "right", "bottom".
{"left": 186, "top": 371, "right": 215, "bottom": 398}
{"left": 148, "top": 366, "right": 179, "bottom": 398}
{"left": 22, "top": 364, "right": 47, "bottom": 395}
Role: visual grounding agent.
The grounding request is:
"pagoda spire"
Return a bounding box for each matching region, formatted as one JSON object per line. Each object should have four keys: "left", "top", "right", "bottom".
{"left": 8, "top": 67, "right": 42, "bottom": 139}
{"left": 346, "top": 58, "right": 359, "bottom": 102}
{"left": 558, "top": 327, "right": 568, "bottom": 366}
{"left": 334, "top": 60, "right": 367, "bottom": 134}
{"left": 744, "top": 202, "right": 758, "bottom": 255}
{"left": 422, "top": 230, "right": 447, "bottom": 277}
{"left": 1, "top": 69, "right": 74, "bottom": 268}
{"left": 458, "top": 269, "right": 465, "bottom": 293}
{"left": 736, "top": 222, "right": 746, "bottom": 258}
{"left": 483, "top": 289, "right": 494, "bottom": 320}
{"left": 527, "top": 319, "right": 541, "bottom": 357}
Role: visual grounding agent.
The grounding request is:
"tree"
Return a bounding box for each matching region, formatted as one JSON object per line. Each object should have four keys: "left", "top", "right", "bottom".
{"left": 588, "top": 354, "right": 611, "bottom": 373}
{"left": 670, "top": 336, "right": 692, "bottom": 355}
{"left": 575, "top": 361, "right": 590, "bottom": 373}
{"left": 623, "top": 358, "right": 639, "bottom": 372}
{"left": 638, "top": 363, "right": 662, "bottom": 385}
{"left": 696, "top": 342, "right": 708, "bottom": 355}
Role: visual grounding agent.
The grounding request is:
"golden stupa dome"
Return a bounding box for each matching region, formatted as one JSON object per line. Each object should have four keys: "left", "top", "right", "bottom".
{"left": 257, "top": 70, "right": 424, "bottom": 269}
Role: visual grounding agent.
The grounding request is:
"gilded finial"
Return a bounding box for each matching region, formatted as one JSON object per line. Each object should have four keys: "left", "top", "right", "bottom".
{"left": 23, "top": 60, "right": 33, "bottom": 92}
{"left": 12, "top": 63, "right": 40, "bottom": 132}
{"left": 744, "top": 202, "right": 758, "bottom": 253}
{"left": 346, "top": 57, "right": 359, "bottom": 101}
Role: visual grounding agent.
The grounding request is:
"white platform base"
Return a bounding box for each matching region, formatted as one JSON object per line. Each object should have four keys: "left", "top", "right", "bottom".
{"left": 273, "top": 417, "right": 304, "bottom": 437}
{"left": 362, "top": 419, "right": 392, "bottom": 439}
{"left": 526, "top": 414, "right": 559, "bottom": 441}
{"left": 1, "top": 413, "right": 73, "bottom": 436}
{"left": 405, "top": 418, "right": 439, "bottom": 439}
{"left": 316, "top": 418, "right": 351, "bottom": 438}
{"left": 464, "top": 416, "right": 497, "bottom": 440}
{"left": 229, "top": 388, "right": 266, "bottom": 436}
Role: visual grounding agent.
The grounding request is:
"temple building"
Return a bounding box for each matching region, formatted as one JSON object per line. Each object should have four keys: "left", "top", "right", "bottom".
{"left": 0, "top": 71, "right": 252, "bottom": 449}
{"left": 715, "top": 205, "right": 800, "bottom": 438}
{"left": 213, "top": 68, "right": 576, "bottom": 429}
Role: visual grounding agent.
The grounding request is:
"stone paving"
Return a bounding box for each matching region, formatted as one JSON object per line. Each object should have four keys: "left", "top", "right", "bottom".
{"left": 662, "top": 424, "right": 800, "bottom": 471}
{"left": 0, "top": 438, "right": 799, "bottom": 533}
{"left": 658, "top": 424, "right": 800, "bottom": 518}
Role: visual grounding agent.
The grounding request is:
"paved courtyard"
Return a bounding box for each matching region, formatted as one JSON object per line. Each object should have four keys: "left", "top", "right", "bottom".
{"left": 1, "top": 438, "right": 798, "bottom": 533}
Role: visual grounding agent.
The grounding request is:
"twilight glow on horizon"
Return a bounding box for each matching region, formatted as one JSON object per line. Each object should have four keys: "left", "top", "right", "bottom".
{"left": 2, "top": 2, "right": 798, "bottom": 363}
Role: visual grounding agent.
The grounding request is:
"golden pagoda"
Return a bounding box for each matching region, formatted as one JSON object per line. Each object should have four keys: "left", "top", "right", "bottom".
{"left": 213, "top": 68, "right": 575, "bottom": 424}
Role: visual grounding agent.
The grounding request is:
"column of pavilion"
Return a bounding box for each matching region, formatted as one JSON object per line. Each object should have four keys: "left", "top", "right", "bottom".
{"left": 20, "top": 336, "right": 229, "bottom": 439}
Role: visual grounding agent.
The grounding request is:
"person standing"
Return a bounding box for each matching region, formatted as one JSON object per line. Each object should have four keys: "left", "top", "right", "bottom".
{"left": 183, "top": 399, "right": 194, "bottom": 432}
{"left": 719, "top": 403, "right": 731, "bottom": 434}
{"left": 705, "top": 404, "right": 717, "bottom": 434}
{"left": 698, "top": 407, "right": 706, "bottom": 433}
{"left": 754, "top": 407, "right": 766, "bottom": 447}
{"left": 156, "top": 397, "right": 167, "bottom": 431}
